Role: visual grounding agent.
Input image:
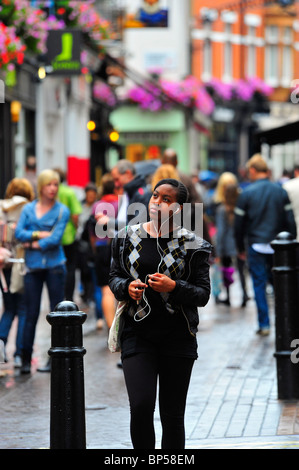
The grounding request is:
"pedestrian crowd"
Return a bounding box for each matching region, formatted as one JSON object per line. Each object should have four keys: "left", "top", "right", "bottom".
{"left": 0, "top": 150, "right": 298, "bottom": 449}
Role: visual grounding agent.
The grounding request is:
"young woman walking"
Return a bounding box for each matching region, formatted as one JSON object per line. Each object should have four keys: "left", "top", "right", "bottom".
{"left": 109, "top": 178, "right": 211, "bottom": 449}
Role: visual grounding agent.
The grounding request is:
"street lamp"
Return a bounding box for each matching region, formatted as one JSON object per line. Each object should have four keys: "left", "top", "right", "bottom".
{"left": 38, "top": 66, "right": 46, "bottom": 80}
{"left": 87, "top": 120, "right": 96, "bottom": 131}
{"left": 109, "top": 130, "right": 119, "bottom": 142}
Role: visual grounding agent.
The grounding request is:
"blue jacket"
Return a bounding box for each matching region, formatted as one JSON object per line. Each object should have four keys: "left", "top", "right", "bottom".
{"left": 234, "top": 178, "right": 297, "bottom": 252}
{"left": 15, "top": 200, "right": 70, "bottom": 270}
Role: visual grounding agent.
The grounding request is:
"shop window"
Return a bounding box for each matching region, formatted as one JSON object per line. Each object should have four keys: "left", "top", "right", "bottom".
{"left": 246, "top": 25, "right": 257, "bottom": 78}
{"left": 281, "top": 27, "right": 293, "bottom": 87}
{"left": 125, "top": 143, "right": 163, "bottom": 162}
{"left": 223, "top": 23, "right": 233, "bottom": 82}
{"left": 126, "top": 144, "right": 145, "bottom": 162}
{"left": 265, "top": 24, "right": 293, "bottom": 88}
{"left": 202, "top": 22, "right": 212, "bottom": 81}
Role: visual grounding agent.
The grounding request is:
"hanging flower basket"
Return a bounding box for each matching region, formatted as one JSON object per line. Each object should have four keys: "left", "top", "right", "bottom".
{"left": 0, "top": 22, "right": 26, "bottom": 73}
{"left": 0, "top": 0, "right": 112, "bottom": 80}
{"left": 205, "top": 77, "right": 273, "bottom": 106}
{"left": 126, "top": 75, "right": 215, "bottom": 116}
{"left": 93, "top": 80, "right": 117, "bottom": 107}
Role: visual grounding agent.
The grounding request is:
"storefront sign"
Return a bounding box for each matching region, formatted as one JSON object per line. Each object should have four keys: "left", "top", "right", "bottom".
{"left": 144, "top": 50, "right": 177, "bottom": 71}
{"left": 46, "top": 29, "right": 81, "bottom": 75}
{"left": 121, "top": 131, "right": 170, "bottom": 141}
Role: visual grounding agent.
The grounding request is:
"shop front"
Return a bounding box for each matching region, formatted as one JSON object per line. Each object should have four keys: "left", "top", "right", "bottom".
{"left": 108, "top": 105, "right": 209, "bottom": 174}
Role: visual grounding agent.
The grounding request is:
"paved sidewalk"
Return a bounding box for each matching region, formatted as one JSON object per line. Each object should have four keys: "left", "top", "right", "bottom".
{"left": 186, "top": 294, "right": 299, "bottom": 449}
{"left": 0, "top": 279, "right": 299, "bottom": 449}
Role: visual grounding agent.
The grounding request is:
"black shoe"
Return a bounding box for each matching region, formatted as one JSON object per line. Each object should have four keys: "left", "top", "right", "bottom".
{"left": 37, "top": 359, "right": 51, "bottom": 373}
{"left": 117, "top": 361, "right": 122, "bottom": 369}
{"left": 241, "top": 294, "right": 250, "bottom": 308}
{"left": 20, "top": 361, "right": 31, "bottom": 374}
{"left": 218, "top": 298, "right": 230, "bottom": 306}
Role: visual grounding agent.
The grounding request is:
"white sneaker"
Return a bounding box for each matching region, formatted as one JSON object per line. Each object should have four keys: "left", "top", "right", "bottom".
{"left": 0, "top": 339, "right": 5, "bottom": 363}
{"left": 14, "top": 355, "right": 22, "bottom": 368}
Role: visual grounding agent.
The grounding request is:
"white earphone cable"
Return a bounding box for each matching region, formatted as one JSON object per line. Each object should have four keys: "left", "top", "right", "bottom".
{"left": 134, "top": 209, "right": 179, "bottom": 322}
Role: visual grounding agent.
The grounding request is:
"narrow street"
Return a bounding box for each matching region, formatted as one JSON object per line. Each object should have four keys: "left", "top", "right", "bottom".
{"left": 0, "top": 278, "right": 298, "bottom": 450}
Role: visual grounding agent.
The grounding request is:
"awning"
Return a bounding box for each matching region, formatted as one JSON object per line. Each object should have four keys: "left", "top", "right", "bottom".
{"left": 254, "top": 120, "right": 299, "bottom": 146}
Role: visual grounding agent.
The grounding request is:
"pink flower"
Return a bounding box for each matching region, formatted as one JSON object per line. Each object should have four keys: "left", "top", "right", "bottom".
{"left": 93, "top": 81, "right": 117, "bottom": 107}
{"left": 126, "top": 75, "right": 215, "bottom": 115}
{"left": 206, "top": 77, "right": 273, "bottom": 102}
{"left": 0, "top": 22, "right": 26, "bottom": 71}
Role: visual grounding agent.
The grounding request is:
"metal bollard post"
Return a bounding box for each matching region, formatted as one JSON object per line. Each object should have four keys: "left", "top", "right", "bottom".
{"left": 271, "top": 232, "right": 299, "bottom": 400}
{"left": 46, "top": 301, "right": 87, "bottom": 449}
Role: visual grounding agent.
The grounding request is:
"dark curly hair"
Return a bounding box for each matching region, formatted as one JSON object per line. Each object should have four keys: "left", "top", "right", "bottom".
{"left": 153, "top": 178, "right": 189, "bottom": 205}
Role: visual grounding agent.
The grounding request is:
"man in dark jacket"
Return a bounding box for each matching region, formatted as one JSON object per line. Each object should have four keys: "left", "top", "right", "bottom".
{"left": 95, "top": 160, "right": 151, "bottom": 237}
{"left": 234, "top": 154, "right": 296, "bottom": 336}
{"left": 111, "top": 159, "right": 151, "bottom": 230}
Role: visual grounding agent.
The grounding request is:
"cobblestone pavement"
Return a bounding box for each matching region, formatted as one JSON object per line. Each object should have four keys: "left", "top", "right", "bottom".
{"left": 0, "top": 280, "right": 299, "bottom": 450}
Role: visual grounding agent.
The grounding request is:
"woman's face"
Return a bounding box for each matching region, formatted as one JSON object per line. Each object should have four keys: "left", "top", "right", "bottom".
{"left": 85, "top": 189, "right": 97, "bottom": 205}
{"left": 41, "top": 179, "right": 59, "bottom": 200}
{"left": 149, "top": 183, "right": 180, "bottom": 222}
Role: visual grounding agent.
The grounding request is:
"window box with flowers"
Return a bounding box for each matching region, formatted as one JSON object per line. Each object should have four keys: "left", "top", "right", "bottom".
{"left": 124, "top": 75, "right": 215, "bottom": 117}
{"left": 205, "top": 77, "right": 274, "bottom": 114}
{"left": 96, "top": 73, "right": 273, "bottom": 118}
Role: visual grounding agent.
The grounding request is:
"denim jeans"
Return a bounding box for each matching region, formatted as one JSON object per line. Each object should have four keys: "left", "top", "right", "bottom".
{"left": 248, "top": 246, "right": 273, "bottom": 330}
{"left": 0, "top": 268, "right": 26, "bottom": 357}
{"left": 22, "top": 265, "right": 66, "bottom": 360}
{"left": 90, "top": 266, "right": 103, "bottom": 320}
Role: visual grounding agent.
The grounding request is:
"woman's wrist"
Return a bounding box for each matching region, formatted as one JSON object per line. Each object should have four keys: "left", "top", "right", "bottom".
{"left": 31, "top": 240, "right": 40, "bottom": 249}
{"left": 32, "top": 231, "right": 40, "bottom": 240}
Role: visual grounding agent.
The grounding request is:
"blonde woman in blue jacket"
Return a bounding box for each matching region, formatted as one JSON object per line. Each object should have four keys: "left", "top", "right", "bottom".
{"left": 15, "top": 169, "right": 70, "bottom": 374}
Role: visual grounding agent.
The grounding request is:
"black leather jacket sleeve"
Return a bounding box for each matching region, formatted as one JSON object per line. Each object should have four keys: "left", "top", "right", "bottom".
{"left": 109, "top": 234, "right": 133, "bottom": 301}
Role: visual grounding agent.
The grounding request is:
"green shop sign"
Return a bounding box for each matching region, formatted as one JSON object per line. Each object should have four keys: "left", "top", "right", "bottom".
{"left": 46, "top": 29, "right": 81, "bottom": 75}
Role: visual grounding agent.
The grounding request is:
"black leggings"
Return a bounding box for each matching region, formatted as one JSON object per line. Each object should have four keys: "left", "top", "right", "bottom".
{"left": 122, "top": 352, "right": 195, "bottom": 449}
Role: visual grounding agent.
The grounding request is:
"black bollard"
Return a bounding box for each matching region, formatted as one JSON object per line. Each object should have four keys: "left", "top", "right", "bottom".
{"left": 271, "top": 232, "right": 299, "bottom": 400}
{"left": 46, "top": 301, "right": 87, "bottom": 449}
